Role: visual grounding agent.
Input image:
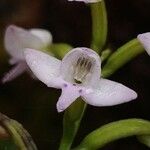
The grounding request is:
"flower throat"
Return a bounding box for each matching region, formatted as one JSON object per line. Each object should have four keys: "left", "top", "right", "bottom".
{"left": 73, "top": 57, "right": 92, "bottom": 84}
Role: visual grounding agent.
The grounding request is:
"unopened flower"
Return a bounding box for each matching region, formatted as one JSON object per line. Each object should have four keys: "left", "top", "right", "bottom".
{"left": 24, "top": 47, "right": 137, "bottom": 112}
{"left": 68, "top": 0, "right": 101, "bottom": 3}
{"left": 137, "top": 32, "right": 150, "bottom": 56}
{"left": 2, "top": 25, "right": 52, "bottom": 83}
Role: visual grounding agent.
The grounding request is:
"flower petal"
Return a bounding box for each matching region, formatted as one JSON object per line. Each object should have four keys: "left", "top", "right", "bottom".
{"left": 137, "top": 32, "right": 150, "bottom": 55}
{"left": 29, "top": 29, "right": 52, "bottom": 46}
{"left": 56, "top": 84, "right": 80, "bottom": 112}
{"left": 4, "top": 25, "right": 45, "bottom": 60}
{"left": 2, "top": 62, "right": 27, "bottom": 83}
{"left": 68, "top": 0, "right": 101, "bottom": 3}
{"left": 24, "top": 48, "right": 62, "bottom": 88}
{"left": 82, "top": 78, "right": 137, "bottom": 106}
{"left": 60, "top": 47, "right": 101, "bottom": 88}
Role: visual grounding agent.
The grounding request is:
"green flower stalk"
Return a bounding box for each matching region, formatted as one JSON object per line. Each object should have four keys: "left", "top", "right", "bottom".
{"left": 90, "top": 0, "right": 108, "bottom": 52}
{"left": 101, "top": 48, "right": 112, "bottom": 62}
{"left": 102, "top": 39, "right": 144, "bottom": 78}
{"left": 59, "top": 99, "right": 86, "bottom": 150}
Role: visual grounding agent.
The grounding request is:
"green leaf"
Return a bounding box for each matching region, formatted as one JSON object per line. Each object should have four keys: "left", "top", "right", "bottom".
{"left": 102, "top": 39, "right": 144, "bottom": 78}
{"left": 0, "top": 113, "right": 37, "bottom": 150}
{"left": 73, "top": 119, "right": 150, "bottom": 150}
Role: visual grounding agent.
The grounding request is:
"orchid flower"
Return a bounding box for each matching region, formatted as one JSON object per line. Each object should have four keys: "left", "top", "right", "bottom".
{"left": 2, "top": 25, "right": 52, "bottom": 83}
{"left": 68, "top": 0, "right": 101, "bottom": 3}
{"left": 24, "top": 47, "right": 137, "bottom": 112}
{"left": 137, "top": 32, "right": 150, "bottom": 56}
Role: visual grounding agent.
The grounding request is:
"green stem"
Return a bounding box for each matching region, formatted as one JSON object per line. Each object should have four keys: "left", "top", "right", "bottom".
{"left": 102, "top": 39, "right": 144, "bottom": 78}
{"left": 90, "top": 0, "right": 108, "bottom": 52}
{"left": 58, "top": 99, "right": 86, "bottom": 150}
{"left": 73, "top": 119, "right": 150, "bottom": 150}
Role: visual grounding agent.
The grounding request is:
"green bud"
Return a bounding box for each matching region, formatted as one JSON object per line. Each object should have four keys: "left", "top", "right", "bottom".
{"left": 49, "top": 43, "right": 73, "bottom": 59}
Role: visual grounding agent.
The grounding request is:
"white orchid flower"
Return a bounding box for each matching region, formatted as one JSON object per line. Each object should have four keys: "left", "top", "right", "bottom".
{"left": 24, "top": 47, "right": 137, "bottom": 112}
{"left": 2, "top": 25, "right": 52, "bottom": 83}
{"left": 137, "top": 32, "right": 150, "bottom": 56}
{"left": 68, "top": 0, "right": 101, "bottom": 3}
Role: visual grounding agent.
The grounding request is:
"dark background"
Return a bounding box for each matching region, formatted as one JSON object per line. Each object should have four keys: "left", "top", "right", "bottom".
{"left": 0, "top": 0, "right": 150, "bottom": 149}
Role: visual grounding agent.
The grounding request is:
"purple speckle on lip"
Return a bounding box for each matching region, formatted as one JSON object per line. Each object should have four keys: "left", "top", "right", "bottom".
{"left": 63, "top": 83, "right": 68, "bottom": 87}
{"left": 73, "top": 84, "right": 76, "bottom": 86}
{"left": 79, "top": 89, "right": 82, "bottom": 93}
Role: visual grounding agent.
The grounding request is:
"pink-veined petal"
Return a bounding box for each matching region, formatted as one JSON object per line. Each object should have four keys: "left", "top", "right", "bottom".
{"left": 2, "top": 62, "right": 27, "bottom": 83}
{"left": 82, "top": 78, "right": 137, "bottom": 106}
{"left": 137, "top": 32, "right": 150, "bottom": 55}
{"left": 56, "top": 84, "right": 81, "bottom": 112}
{"left": 4, "top": 25, "right": 45, "bottom": 60}
{"left": 24, "top": 48, "right": 62, "bottom": 88}
{"left": 29, "top": 29, "right": 52, "bottom": 46}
